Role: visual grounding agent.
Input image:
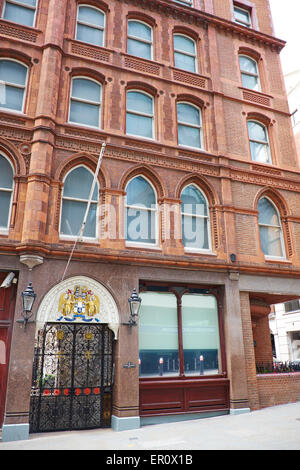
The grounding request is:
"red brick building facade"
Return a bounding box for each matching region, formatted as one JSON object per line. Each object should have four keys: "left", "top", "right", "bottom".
{"left": 0, "top": 0, "right": 300, "bottom": 441}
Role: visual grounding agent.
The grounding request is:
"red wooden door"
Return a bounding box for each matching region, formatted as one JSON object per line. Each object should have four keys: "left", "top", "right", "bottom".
{"left": 0, "top": 272, "right": 17, "bottom": 427}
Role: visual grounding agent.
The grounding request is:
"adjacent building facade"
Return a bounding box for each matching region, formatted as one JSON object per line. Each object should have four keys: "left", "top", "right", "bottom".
{"left": 270, "top": 299, "right": 300, "bottom": 362}
{"left": 1, "top": 0, "right": 300, "bottom": 442}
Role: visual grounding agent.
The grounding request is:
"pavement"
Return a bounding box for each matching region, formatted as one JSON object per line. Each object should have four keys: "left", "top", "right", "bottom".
{"left": 0, "top": 402, "right": 300, "bottom": 451}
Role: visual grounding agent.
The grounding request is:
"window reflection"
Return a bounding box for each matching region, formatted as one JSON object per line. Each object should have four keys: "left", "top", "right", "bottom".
{"left": 139, "top": 290, "right": 221, "bottom": 377}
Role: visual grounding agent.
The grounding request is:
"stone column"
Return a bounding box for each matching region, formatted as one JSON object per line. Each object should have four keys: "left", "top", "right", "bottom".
{"left": 223, "top": 272, "right": 251, "bottom": 414}
{"left": 100, "top": 189, "right": 126, "bottom": 250}
{"left": 251, "top": 301, "right": 273, "bottom": 365}
{"left": 21, "top": 0, "right": 68, "bottom": 246}
{"left": 111, "top": 275, "right": 140, "bottom": 431}
{"left": 240, "top": 292, "right": 260, "bottom": 410}
{"left": 1, "top": 259, "right": 43, "bottom": 442}
{"left": 161, "top": 198, "right": 184, "bottom": 256}
{"left": 2, "top": 0, "right": 69, "bottom": 442}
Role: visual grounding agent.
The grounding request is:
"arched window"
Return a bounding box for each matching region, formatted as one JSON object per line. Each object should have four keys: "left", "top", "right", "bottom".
{"left": 173, "top": 34, "right": 197, "bottom": 73}
{"left": 126, "top": 91, "right": 154, "bottom": 139}
{"left": 69, "top": 77, "right": 102, "bottom": 128}
{"left": 258, "top": 197, "right": 285, "bottom": 258}
{"left": 0, "top": 59, "right": 28, "bottom": 112}
{"left": 248, "top": 120, "right": 271, "bottom": 164}
{"left": 76, "top": 5, "right": 105, "bottom": 47}
{"left": 127, "top": 20, "right": 153, "bottom": 60}
{"left": 2, "top": 0, "right": 37, "bottom": 27}
{"left": 181, "top": 184, "right": 210, "bottom": 251}
{"left": 125, "top": 175, "right": 158, "bottom": 246}
{"left": 60, "top": 166, "right": 99, "bottom": 239}
{"left": 0, "top": 154, "right": 14, "bottom": 230}
{"left": 177, "top": 102, "right": 203, "bottom": 149}
{"left": 239, "top": 55, "right": 260, "bottom": 91}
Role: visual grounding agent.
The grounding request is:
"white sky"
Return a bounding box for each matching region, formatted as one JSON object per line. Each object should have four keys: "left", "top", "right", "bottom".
{"left": 269, "top": 0, "right": 300, "bottom": 74}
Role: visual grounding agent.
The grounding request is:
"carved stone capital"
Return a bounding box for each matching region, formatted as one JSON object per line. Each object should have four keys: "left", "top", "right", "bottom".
{"left": 19, "top": 254, "right": 44, "bottom": 270}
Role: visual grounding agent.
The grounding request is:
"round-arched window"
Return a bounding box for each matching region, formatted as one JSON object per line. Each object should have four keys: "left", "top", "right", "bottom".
{"left": 0, "top": 154, "right": 14, "bottom": 230}
{"left": 181, "top": 184, "right": 210, "bottom": 251}
{"left": 76, "top": 5, "right": 105, "bottom": 47}
{"left": 239, "top": 55, "right": 260, "bottom": 91}
{"left": 60, "top": 166, "right": 99, "bottom": 239}
{"left": 174, "top": 34, "right": 197, "bottom": 73}
{"left": 177, "top": 102, "right": 203, "bottom": 149}
{"left": 125, "top": 175, "right": 157, "bottom": 245}
{"left": 126, "top": 91, "right": 154, "bottom": 139}
{"left": 127, "top": 20, "right": 153, "bottom": 60}
{"left": 0, "top": 59, "right": 28, "bottom": 112}
{"left": 69, "top": 77, "right": 102, "bottom": 128}
{"left": 258, "top": 197, "right": 285, "bottom": 258}
{"left": 248, "top": 120, "right": 271, "bottom": 164}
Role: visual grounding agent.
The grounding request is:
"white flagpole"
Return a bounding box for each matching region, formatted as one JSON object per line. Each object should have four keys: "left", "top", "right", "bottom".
{"left": 61, "top": 142, "right": 106, "bottom": 282}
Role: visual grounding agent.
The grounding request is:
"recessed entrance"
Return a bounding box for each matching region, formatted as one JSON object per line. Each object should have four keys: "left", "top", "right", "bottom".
{"left": 29, "top": 323, "right": 114, "bottom": 432}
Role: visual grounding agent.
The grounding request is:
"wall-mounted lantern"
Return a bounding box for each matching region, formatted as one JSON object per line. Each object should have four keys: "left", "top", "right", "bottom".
{"left": 123, "top": 288, "right": 142, "bottom": 327}
{"left": 18, "top": 282, "right": 37, "bottom": 329}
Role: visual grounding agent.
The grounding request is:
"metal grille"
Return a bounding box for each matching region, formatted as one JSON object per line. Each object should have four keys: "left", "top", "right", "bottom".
{"left": 29, "top": 323, "right": 114, "bottom": 433}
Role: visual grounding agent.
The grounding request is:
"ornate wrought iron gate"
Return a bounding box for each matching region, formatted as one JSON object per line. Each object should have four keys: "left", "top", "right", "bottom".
{"left": 29, "top": 323, "right": 114, "bottom": 433}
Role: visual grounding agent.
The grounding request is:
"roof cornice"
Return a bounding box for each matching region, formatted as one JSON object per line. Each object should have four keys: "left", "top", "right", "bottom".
{"left": 117, "top": 0, "right": 286, "bottom": 52}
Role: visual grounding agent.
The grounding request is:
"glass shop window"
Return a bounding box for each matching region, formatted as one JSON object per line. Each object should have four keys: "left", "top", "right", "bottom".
{"left": 139, "top": 290, "right": 221, "bottom": 378}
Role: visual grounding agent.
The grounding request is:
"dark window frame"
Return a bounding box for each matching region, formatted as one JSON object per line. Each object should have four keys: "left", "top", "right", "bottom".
{"left": 284, "top": 300, "right": 300, "bottom": 313}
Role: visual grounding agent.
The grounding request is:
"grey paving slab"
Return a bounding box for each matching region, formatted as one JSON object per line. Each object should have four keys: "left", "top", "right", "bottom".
{"left": 0, "top": 402, "right": 300, "bottom": 450}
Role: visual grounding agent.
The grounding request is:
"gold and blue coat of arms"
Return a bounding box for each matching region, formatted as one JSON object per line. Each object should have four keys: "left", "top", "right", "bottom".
{"left": 57, "top": 285, "right": 100, "bottom": 322}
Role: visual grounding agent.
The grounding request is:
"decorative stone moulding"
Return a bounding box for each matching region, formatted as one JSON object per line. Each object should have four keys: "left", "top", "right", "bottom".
{"left": 231, "top": 170, "right": 300, "bottom": 193}
{"left": 0, "top": 125, "right": 32, "bottom": 142}
{"left": 70, "top": 41, "right": 112, "bottom": 63}
{"left": 250, "top": 164, "right": 281, "bottom": 176}
{"left": 242, "top": 90, "right": 271, "bottom": 107}
{"left": 35, "top": 275, "right": 120, "bottom": 339}
{"left": 0, "top": 115, "right": 27, "bottom": 126}
{"left": 124, "top": 138, "right": 163, "bottom": 153}
{"left": 18, "top": 143, "right": 31, "bottom": 155}
{"left": 123, "top": 55, "right": 161, "bottom": 76}
{"left": 0, "top": 20, "right": 39, "bottom": 43}
{"left": 172, "top": 69, "right": 207, "bottom": 89}
{"left": 19, "top": 254, "right": 44, "bottom": 270}
{"left": 116, "top": 0, "right": 285, "bottom": 52}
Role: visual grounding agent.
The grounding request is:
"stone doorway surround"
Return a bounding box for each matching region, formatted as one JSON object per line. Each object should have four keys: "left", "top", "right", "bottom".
{"left": 1, "top": 275, "right": 120, "bottom": 442}
{"left": 35, "top": 275, "right": 120, "bottom": 339}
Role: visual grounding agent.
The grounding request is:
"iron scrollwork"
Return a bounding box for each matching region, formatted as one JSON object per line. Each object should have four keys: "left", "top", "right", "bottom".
{"left": 30, "top": 323, "right": 114, "bottom": 433}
